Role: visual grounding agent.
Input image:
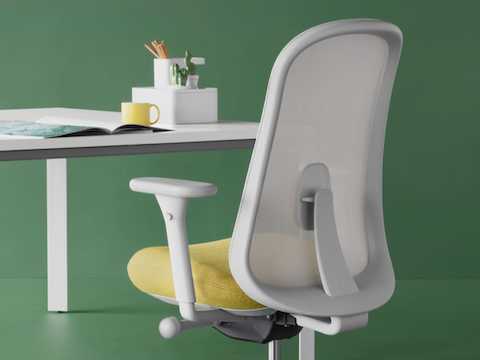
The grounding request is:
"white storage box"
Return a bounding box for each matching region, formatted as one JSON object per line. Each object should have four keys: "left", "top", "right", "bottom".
{"left": 132, "top": 87, "right": 218, "bottom": 125}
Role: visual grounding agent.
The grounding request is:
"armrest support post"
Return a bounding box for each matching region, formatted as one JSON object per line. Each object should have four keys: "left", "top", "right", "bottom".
{"left": 155, "top": 194, "right": 197, "bottom": 320}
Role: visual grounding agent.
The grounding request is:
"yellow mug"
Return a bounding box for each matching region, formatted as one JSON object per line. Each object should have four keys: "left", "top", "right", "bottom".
{"left": 121, "top": 102, "right": 160, "bottom": 126}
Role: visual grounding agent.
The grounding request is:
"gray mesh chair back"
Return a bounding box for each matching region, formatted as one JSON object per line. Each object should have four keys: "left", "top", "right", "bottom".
{"left": 230, "top": 19, "right": 403, "bottom": 321}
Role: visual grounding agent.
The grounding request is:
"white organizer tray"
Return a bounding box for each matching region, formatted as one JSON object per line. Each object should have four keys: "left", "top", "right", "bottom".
{"left": 132, "top": 87, "right": 218, "bottom": 125}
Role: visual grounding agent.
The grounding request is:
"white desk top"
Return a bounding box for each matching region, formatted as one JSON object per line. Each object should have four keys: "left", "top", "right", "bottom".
{"left": 0, "top": 108, "right": 258, "bottom": 154}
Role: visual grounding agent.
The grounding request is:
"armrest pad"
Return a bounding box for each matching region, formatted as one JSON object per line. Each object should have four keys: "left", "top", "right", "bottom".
{"left": 130, "top": 177, "right": 217, "bottom": 198}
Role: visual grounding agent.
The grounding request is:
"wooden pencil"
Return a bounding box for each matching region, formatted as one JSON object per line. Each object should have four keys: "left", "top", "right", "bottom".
{"left": 144, "top": 43, "right": 159, "bottom": 58}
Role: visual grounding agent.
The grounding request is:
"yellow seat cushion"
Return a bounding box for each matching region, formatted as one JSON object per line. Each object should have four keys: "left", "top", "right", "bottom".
{"left": 127, "top": 238, "right": 264, "bottom": 311}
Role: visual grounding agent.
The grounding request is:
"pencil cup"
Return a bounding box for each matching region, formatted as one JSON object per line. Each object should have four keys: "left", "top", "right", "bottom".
{"left": 154, "top": 58, "right": 184, "bottom": 88}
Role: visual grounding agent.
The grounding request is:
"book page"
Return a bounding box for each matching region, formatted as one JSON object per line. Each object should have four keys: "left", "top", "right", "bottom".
{"left": 0, "top": 121, "right": 93, "bottom": 138}
{"left": 38, "top": 115, "right": 170, "bottom": 132}
{"left": 38, "top": 115, "right": 121, "bottom": 132}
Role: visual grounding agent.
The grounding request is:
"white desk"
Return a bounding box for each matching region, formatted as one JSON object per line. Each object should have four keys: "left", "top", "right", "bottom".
{"left": 0, "top": 107, "right": 258, "bottom": 312}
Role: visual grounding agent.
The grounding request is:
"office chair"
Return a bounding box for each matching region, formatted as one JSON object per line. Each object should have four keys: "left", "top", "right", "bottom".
{"left": 127, "top": 19, "right": 403, "bottom": 359}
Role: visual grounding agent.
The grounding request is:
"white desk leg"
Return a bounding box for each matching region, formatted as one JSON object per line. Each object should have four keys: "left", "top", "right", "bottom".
{"left": 299, "top": 328, "right": 315, "bottom": 360}
{"left": 47, "top": 158, "right": 68, "bottom": 312}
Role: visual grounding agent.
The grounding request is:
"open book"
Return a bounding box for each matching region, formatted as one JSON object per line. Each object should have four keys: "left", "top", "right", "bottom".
{"left": 0, "top": 116, "right": 171, "bottom": 139}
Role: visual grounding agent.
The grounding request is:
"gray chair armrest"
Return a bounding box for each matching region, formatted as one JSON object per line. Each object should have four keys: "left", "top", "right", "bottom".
{"left": 130, "top": 177, "right": 217, "bottom": 198}
{"left": 129, "top": 176, "right": 218, "bottom": 322}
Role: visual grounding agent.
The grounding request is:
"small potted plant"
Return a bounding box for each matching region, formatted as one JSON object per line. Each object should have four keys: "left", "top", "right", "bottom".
{"left": 185, "top": 50, "right": 199, "bottom": 89}
{"left": 170, "top": 50, "right": 203, "bottom": 89}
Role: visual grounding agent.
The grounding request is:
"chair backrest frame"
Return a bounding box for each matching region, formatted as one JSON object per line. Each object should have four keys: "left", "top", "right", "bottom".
{"left": 230, "top": 19, "right": 403, "bottom": 317}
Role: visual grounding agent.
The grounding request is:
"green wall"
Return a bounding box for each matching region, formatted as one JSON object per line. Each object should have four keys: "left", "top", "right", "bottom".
{"left": 0, "top": 0, "right": 478, "bottom": 281}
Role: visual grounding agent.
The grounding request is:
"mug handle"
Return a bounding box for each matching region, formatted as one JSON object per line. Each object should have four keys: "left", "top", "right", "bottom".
{"left": 149, "top": 104, "right": 160, "bottom": 125}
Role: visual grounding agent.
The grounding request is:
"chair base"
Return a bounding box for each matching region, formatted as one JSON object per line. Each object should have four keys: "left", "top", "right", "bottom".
{"left": 268, "top": 329, "right": 315, "bottom": 360}
{"left": 268, "top": 340, "right": 280, "bottom": 360}
{"left": 214, "top": 312, "right": 302, "bottom": 344}
{"left": 158, "top": 314, "right": 314, "bottom": 360}
{"left": 158, "top": 311, "right": 301, "bottom": 343}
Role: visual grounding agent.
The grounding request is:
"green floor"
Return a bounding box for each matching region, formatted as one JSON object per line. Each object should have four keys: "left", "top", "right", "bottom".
{"left": 1, "top": 278, "right": 479, "bottom": 359}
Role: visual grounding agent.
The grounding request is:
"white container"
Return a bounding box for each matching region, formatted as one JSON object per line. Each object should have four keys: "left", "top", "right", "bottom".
{"left": 154, "top": 57, "right": 206, "bottom": 88}
{"left": 185, "top": 75, "right": 199, "bottom": 89}
{"left": 132, "top": 86, "right": 217, "bottom": 125}
{"left": 154, "top": 58, "right": 184, "bottom": 88}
